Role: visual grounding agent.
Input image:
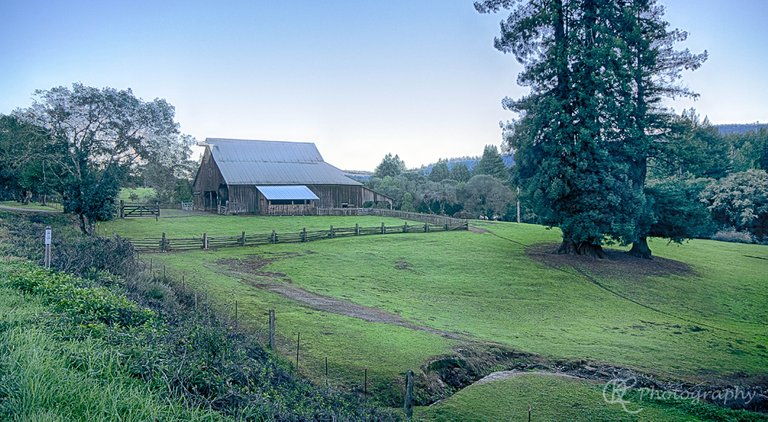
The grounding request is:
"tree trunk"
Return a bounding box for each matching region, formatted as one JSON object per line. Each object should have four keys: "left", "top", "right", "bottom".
{"left": 628, "top": 236, "right": 653, "bottom": 259}
{"left": 78, "top": 213, "right": 94, "bottom": 235}
{"left": 557, "top": 239, "right": 606, "bottom": 258}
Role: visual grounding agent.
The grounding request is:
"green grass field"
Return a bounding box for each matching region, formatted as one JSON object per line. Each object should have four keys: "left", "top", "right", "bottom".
{"left": 415, "top": 372, "right": 741, "bottom": 421}
{"left": 118, "top": 187, "right": 157, "bottom": 202}
{"left": 100, "top": 214, "right": 419, "bottom": 238}
{"left": 0, "top": 200, "right": 63, "bottom": 212}
{"left": 101, "top": 215, "right": 768, "bottom": 420}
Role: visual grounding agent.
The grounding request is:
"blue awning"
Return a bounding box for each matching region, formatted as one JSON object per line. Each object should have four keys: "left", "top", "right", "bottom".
{"left": 256, "top": 185, "right": 319, "bottom": 201}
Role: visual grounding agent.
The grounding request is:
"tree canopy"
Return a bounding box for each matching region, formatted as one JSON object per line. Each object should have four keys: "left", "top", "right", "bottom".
{"left": 474, "top": 145, "right": 507, "bottom": 181}
{"left": 373, "top": 153, "right": 406, "bottom": 178}
{"left": 16, "top": 83, "right": 188, "bottom": 234}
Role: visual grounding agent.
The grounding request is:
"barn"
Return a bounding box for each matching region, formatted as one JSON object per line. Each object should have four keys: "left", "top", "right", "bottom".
{"left": 192, "top": 138, "right": 391, "bottom": 215}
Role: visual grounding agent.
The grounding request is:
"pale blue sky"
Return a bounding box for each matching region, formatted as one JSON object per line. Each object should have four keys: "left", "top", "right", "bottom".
{"left": 1, "top": 1, "right": 766, "bottom": 170}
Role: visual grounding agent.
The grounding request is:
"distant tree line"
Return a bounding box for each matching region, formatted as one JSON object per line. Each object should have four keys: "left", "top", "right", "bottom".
{"left": 0, "top": 83, "right": 195, "bottom": 234}
{"left": 367, "top": 145, "right": 520, "bottom": 220}
{"left": 371, "top": 112, "right": 768, "bottom": 245}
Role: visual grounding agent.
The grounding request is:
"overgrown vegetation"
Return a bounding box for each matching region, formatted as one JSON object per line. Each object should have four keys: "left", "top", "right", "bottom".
{"left": 0, "top": 211, "right": 397, "bottom": 420}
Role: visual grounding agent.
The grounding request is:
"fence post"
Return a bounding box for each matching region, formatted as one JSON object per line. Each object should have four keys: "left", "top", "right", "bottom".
{"left": 119, "top": 200, "right": 125, "bottom": 218}
{"left": 404, "top": 370, "right": 414, "bottom": 419}
{"left": 301, "top": 228, "right": 307, "bottom": 242}
{"left": 296, "top": 332, "right": 300, "bottom": 369}
{"left": 240, "top": 231, "right": 246, "bottom": 246}
{"left": 203, "top": 233, "right": 208, "bottom": 250}
{"left": 403, "top": 223, "right": 408, "bottom": 233}
{"left": 444, "top": 223, "right": 449, "bottom": 231}
{"left": 355, "top": 223, "right": 360, "bottom": 235}
{"left": 268, "top": 310, "right": 276, "bottom": 350}
{"left": 329, "top": 225, "right": 334, "bottom": 238}
{"left": 155, "top": 201, "right": 159, "bottom": 221}
{"left": 424, "top": 223, "right": 428, "bottom": 233}
{"left": 160, "top": 232, "right": 167, "bottom": 252}
{"left": 381, "top": 222, "right": 385, "bottom": 234}
{"left": 271, "top": 230, "right": 277, "bottom": 244}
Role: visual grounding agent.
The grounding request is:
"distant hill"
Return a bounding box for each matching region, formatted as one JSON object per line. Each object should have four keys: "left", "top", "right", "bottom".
{"left": 422, "top": 154, "right": 515, "bottom": 175}
{"left": 716, "top": 123, "right": 767, "bottom": 136}
{"left": 344, "top": 170, "right": 373, "bottom": 182}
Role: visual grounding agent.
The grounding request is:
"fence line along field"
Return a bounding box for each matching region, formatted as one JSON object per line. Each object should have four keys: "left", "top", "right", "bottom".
{"left": 129, "top": 220, "right": 468, "bottom": 252}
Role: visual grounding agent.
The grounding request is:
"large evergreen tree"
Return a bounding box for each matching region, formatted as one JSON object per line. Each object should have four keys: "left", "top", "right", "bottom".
{"left": 474, "top": 145, "right": 508, "bottom": 181}
{"left": 617, "top": 1, "right": 707, "bottom": 258}
{"left": 373, "top": 153, "right": 406, "bottom": 178}
{"left": 477, "top": 0, "right": 705, "bottom": 257}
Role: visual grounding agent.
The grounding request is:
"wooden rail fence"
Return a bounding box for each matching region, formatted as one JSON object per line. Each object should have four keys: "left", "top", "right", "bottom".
{"left": 317, "top": 208, "right": 467, "bottom": 227}
{"left": 128, "top": 220, "right": 469, "bottom": 253}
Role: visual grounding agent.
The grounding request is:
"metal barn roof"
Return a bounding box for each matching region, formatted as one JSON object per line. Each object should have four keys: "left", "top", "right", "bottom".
{"left": 205, "top": 138, "right": 361, "bottom": 186}
{"left": 256, "top": 185, "right": 319, "bottom": 201}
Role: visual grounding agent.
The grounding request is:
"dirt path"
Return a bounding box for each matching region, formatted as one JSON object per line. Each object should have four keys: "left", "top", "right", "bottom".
{"left": 218, "top": 255, "right": 467, "bottom": 340}
{"left": 474, "top": 369, "right": 581, "bottom": 385}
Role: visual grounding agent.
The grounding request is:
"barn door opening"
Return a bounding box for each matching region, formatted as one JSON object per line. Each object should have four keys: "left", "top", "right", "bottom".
{"left": 204, "top": 191, "right": 218, "bottom": 211}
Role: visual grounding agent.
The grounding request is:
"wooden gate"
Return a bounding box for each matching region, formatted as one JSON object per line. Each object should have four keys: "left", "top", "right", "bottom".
{"left": 119, "top": 201, "right": 159, "bottom": 220}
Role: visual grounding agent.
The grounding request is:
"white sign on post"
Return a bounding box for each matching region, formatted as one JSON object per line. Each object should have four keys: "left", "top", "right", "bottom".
{"left": 44, "top": 226, "right": 52, "bottom": 269}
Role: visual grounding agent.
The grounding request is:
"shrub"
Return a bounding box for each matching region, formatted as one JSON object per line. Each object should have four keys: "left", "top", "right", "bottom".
{"left": 2, "top": 261, "right": 154, "bottom": 328}
{"left": 711, "top": 228, "right": 755, "bottom": 244}
{"left": 701, "top": 169, "right": 768, "bottom": 241}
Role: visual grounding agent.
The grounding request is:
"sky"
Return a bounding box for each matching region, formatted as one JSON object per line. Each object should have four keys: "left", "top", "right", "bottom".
{"left": 1, "top": 0, "right": 766, "bottom": 171}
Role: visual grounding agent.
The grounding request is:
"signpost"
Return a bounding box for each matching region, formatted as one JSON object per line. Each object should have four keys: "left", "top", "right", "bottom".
{"left": 44, "top": 226, "right": 52, "bottom": 268}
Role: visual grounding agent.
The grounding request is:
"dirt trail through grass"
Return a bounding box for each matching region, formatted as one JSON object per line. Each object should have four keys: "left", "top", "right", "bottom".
{"left": 474, "top": 370, "right": 581, "bottom": 386}
{"left": 218, "top": 255, "right": 466, "bottom": 340}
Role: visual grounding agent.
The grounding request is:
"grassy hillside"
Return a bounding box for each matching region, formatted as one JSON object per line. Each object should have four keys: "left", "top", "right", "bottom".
{"left": 101, "top": 215, "right": 768, "bottom": 419}
{"left": 0, "top": 211, "right": 398, "bottom": 420}
{"left": 0, "top": 261, "right": 220, "bottom": 421}
{"left": 416, "top": 373, "right": 745, "bottom": 421}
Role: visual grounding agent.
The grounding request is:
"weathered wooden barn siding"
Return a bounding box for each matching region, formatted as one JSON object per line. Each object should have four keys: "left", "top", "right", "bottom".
{"left": 362, "top": 187, "right": 393, "bottom": 206}
{"left": 263, "top": 203, "right": 317, "bottom": 216}
{"left": 307, "top": 185, "right": 364, "bottom": 208}
{"left": 193, "top": 149, "right": 226, "bottom": 210}
{"left": 228, "top": 185, "right": 260, "bottom": 213}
